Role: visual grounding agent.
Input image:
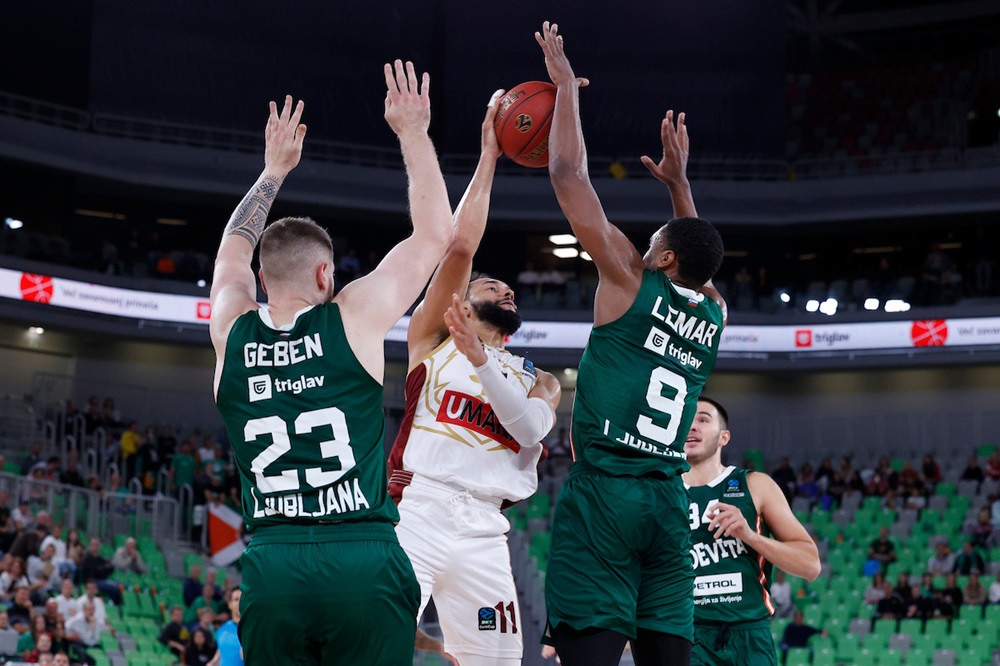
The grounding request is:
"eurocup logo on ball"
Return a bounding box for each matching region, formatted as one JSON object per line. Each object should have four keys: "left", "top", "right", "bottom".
{"left": 514, "top": 113, "right": 532, "bottom": 132}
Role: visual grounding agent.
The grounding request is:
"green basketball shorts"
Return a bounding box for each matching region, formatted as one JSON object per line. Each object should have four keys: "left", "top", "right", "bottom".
{"left": 692, "top": 619, "right": 777, "bottom": 666}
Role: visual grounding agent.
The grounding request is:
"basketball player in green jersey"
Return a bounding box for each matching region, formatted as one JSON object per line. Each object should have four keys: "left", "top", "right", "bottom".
{"left": 537, "top": 22, "right": 727, "bottom": 666}
{"left": 210, "top": 61, "right": 454, "bottom": 665}
{"left": 684, "top": 398, "right": 820, "bottom": 666}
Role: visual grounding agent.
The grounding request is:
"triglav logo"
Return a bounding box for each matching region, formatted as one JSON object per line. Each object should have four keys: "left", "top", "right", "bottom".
{"left": 247, "top": 375, "right": 272, "bottom": 402}
{"left": 794, "top": 330, "right": 812, "bottom": 348}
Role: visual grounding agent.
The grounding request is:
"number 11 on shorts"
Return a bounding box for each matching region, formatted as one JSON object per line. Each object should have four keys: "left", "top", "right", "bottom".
{"left": 479, "top": 602, "right": 517, "bottom": 633}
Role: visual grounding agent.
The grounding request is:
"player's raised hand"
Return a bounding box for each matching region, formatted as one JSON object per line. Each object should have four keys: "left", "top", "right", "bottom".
{"left": 641, "top": 110, "right": 690, "bottom": 186}
{"left": 481, "top": 89, "right": 505, "bottom": 161}
{"left": 707, "top": 502, "right": 753, "bottom": 542}
{"left": 264, "top": 95, "right": 307, "bottom": 176}
{"left": 384, "top": 60, "right": 431, "bottom": 138}
{"left": 443, "top": 293, "right": 488, "bottom": 367}
{"left": 534, "top": 21, "right": 589, "bottom": 89}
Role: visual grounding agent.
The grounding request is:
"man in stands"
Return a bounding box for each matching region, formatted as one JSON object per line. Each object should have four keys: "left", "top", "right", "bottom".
{"left": 111, "top": 537, "right": 149, "bottom": 574}
{"left": 80, "top": 539, "right": 121, "bottom": 604}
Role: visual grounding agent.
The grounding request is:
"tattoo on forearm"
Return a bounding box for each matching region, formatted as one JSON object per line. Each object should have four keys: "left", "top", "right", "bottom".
{"left": 224, "top": 174, "right": 283, "bottom": 247}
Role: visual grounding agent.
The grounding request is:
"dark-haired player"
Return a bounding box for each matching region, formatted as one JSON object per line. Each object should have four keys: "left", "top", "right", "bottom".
{"left": 683, "top": 398, "right": 819, "bottom": 666}
{"left": 536, "top": 21, "right": 728, "bottom": 666}
{"left": 210, "top": 61, "right": 453, "bottom": 665}
{"left": 388, "top": 90, "right": 561, "bottom": 666}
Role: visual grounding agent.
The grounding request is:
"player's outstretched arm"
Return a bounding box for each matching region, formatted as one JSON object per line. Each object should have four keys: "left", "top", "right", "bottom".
{"left": 535, "top": 22, "right": 644, "bottom": 307}
{"left": 337, "top": 61, "right": 453, "bottom": 334}
{"left": 444, "top": 294, "right": 559, "bottom": 447}
{"left": 210, "top": 97, "right": 307, "bottom": 366}
{"left": 407, "top": 89, "right": 505, "bottom": 361}
{"left": 709, "top": 473, "right": 820, "bottom": 580}
{"left": 641, "top": 110, "right": 698, "bottom": 220}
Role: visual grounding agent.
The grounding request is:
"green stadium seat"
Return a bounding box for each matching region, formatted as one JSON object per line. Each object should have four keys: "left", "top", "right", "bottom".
{"left": 836, "top": 633, "right": 861, "bottom": 662}
{"left": 898, "top": 617, "right": 922, "bottom": 638}
{"left": 976, "top": 444, "right": 997, "bottom": 458}
{"left": 956, "top": 649, "right": 985, "bottom": 666}
{"left": 924, "top": 619, "right": 949, "bottom": 644}
{"left": 870, "top": 617, "right": 897, "bottom": 639}
{"left": 935, "top": 482, "right": 957, "bottom": 497}
{"left": 812, "top": 648, "right": 836, "bottom": 666}
{"left": 910, "top": 633, "right": 939, "bottom": 653}
{"left": 878, "top": 648, "right": 903, "bottom": 666}
{"left": 785, "top": 647, "right": 811, "bottom": 666}
{"left": 906, "top": 647, "right": 932, "bottom": 666}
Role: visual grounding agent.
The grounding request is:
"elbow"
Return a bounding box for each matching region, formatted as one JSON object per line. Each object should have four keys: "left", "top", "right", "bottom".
{"left": 804, "top": 560, "right": 822, "bottom": 582}
{"left": 548, "top": 156, "right": 587, "bottom": 186}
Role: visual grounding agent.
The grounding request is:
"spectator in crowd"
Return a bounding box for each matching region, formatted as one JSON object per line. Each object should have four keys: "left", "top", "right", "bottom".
{"left": 868, "top": 526, "right": 898, "bottom": 571}
{"left": 336, "top": 248, "right": 361, "bottom": 285}
{"left": 59, "top": 452, "right": 85, "bottom": 489}
{"left": 875, "top": 579, "right": 905, "bottom": 619}
{"left": 11, "top": 500, "right": 34, "bottom": 531}
{"left": 962, "top": 456, "right": 986, "bottom": 486}
{"left": 18, "top": 614, "right": 48, "bottom": 661}
{"left": 825, "top": 472, "right": 847, "bottom": 507}
{"left": 54, "top": 579, "right": 79, "bottom": 621}
{"left": 80, "top": 540, "right": 121, "bottom": 604}
{"left": 183, "top": 565, "right": 203, "bottom": 607}
{"left": 864, "top": 572, "right": 887, "bottom": 606}
{"left": 75, "top": 581, "right": 111, "bottom": 629}
{"left": 20, "top": 442, "right": 44, "bottom": 476}
{"left": 53, "top": 652, "right": 70, "bottom": 666}
{"left": 111, "top": 537, "right": 149, "bottom": 575}
{"left": 965, "top": 573, "right": 988, "bottom": 608}
{"left": 921, "top": 454, "right": 941, "bottom": 486}
{"left": 904, "top": 487, "right": 927, "bottom": 510}
{"left": 941, "top": 573, "right": 964, "bottom": 618}
{"left": 203, "top": 569, "right": 223, "bottom": 603}
{"left": 903, "top": 584, "right": 935, "bottom": 621}
{"left": 0, "top": 491, "right": 15, "bottom": 553}
{"left": 867, "top": 457, "right": 898, "bottom": 496}
{"left": 987, "top": 451, "right": 1000, "bottom": 481}
{"left": 954, "top": 541, "right": 987, "bottom": 575}
{"left": 197, "top": 436, "right": 216, "bottom": 466}
{"left": 186, "top": 627, "right": 215, "bottom": 666}
{"left": 209, "top": 588, "right": 242, "bottom": 666}
{"left": 159, "top": 606, "right": 190, "bottom": 659}
{"left": 41, "top": 526, "right": 74, "bottom": 581}
{"left": 0, "top": 610, "right": 18, "bottom": 648}
{"left": 814, "top": 457, "right": 835, "bottom": 495}
{"left": 185, "top": 583, "right": 223, "bottom": 625}
{"left": 10, "top": 520, "right": 50, "bottom": 562}
{"left": 156, "top": 424, "right": 178, "bottom": 470}
{"left": 0, "top": 557, "right": 30, "bottom": 602}
{"left": 779, "top": 610, "right": 826, "bottom": 659}
{"left": 770, "top": 570, "right": 794, "bottom": 618}
{"left": 898, "top": 461, "right": 922, "bottom": 495}
{"left": 894, "top": 572, "right": 915, "bottom": 605}
{"left": 193, "top": 607, "right": 217, "bottom": 641}
{"left": 772, "top": 457, "right": 797, "bottom": 501}
{"left": 927, "top": 542, "right": 956, "bottom": 576}
{"left": 64, "top": 530, "right": 85, "bottom": 574}
{"left": 968, "top": 507, "right": 997, "bottom": 548}
{"left": 988, "top": 571, "right": 1000, "bottom": 605}
{"left": 797, "top": 463, "right": 818, "bottom": 500}
{"left": 101, "top": 397, "right": 122, "bottom": 432}
{"left": 65, "top": 600, "right": 109, "bottom": 664}
{"left": 171, "top": 441, "right": 198, "bottom": 497}
{"left": 48, "top": 621, "right": 71, "bottom": 661}
{"left": 27, "top": 544, "right": 61, "bottom": 601}
{"left": 8, "top": 586, "right": 35, "bottom": 627}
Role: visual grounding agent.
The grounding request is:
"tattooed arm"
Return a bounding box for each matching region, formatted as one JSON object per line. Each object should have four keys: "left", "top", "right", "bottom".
{"left": 210, "top": 96, "right": 307, "bottom": 392}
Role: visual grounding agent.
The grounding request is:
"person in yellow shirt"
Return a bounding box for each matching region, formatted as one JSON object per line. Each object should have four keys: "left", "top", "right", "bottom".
{"left": 119, "top": 421, "right": 144, "bottom": 480}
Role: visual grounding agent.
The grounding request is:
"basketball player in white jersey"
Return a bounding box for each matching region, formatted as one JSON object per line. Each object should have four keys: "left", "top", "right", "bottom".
{"left": 388, "top": 91, "right": 562, "bottom": 666}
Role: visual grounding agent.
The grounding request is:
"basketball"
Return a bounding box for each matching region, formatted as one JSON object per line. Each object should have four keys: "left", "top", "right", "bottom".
{"left": 494, "top": 81, "right": 557, "bottom": 168}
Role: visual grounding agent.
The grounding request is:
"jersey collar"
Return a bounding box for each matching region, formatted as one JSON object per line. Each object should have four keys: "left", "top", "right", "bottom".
{"left": 669, "top": 279, "right": 705, "bottom": 303}
{"left": 684, "top": 465, "right": 735, "bottom": 490}
{"left": 257, "top": 304, "right": 316, "bottom": 331}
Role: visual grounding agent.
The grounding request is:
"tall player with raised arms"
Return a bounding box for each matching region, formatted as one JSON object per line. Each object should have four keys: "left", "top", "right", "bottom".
{"left": 388, "top": 90, "right": 562, "bottom": 666}
{"left": 536, "top": 21, "right": 727, "bottom": 666}
{"left": 210, "top": 61, "right": 453, "bottom": 665}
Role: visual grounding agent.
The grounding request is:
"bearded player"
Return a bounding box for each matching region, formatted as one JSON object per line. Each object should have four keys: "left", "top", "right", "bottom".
{"left": 388, "top": 91, "right": 562, "bottom": 666}
{"left": 683, "top": 398, "right": 819, "bottom": 666}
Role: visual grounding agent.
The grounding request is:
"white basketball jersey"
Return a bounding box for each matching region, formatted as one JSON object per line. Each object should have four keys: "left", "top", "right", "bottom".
{"left": 388, "top": 337, "right": 543, "bottom": 502}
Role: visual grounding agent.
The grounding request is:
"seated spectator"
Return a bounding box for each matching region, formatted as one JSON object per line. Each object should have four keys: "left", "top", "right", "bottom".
{"left": 59, "top": 454, "right": 85, "bottom": 489}
{"left": 968, "top": 508, "right": 996, "bottom": 548}
{"left": 797, "top": 463, "right": 818, "bottom": 499}
{"left": 961, "top": 456, "right": 985, "bottom": 485}
{"left": 919, "top": 572, "right": 935, "bottom": 596}
{"left": 10, "top": 520, "right": 50, "bottom": 562}
{"left": 8, "top": 586, "right": 35, "bottom": 628}
{"left": 987, "top": 451, "right": 1000, "bottom": 481}
{"left": 780, "top": 610, "right": 826, "bottom": 659}
{"left": 904, "top": 487, "right": 927, "bottom": 510}
{"left": 158, "top": 605, "right": 190, "bottom": 659}
{"left": 898, "top": 461, "right": 922, "bottom": 494}
{"left": 922, "top": 454, "right": 941, "bottom": 486}
{"left": 11, "top": 500, "right": 35, "bottom": 532}
{"left": 183, "top": 564, "right": 203, "bottom": 607}
{"left": 772, "top": 457, "right": 797, "bottom": 501}
{"left": 80, "top": 540, "right": 121, "bottom": 605}
{"left": 965, "top": 573, "right": 988, "bottom": 608}
{"left": 65, "top": 599, "right": 109, "bottom": 665}
{"left": 184, "top": 583, "right": 223, "bottom": 625}
{"left": 875, "top": 580, "right": 903, "bottom": 619}
{"left": 770, "top": 570, "right": 793, "bottom": 618}
{"left": 894, "top": 572, "right": 914, "bottom": 604}
{"left": 41, "top": 599, "right": 61, "bottom": 633}
{"left": 40, "top": 525, "right": 74, "bottom": 580}
{"left": 927, "top": 542, "right": 956, "bottom": 576}
{"left": 64, "top": 530, "right": 85, "bottom": 573}
{"left": 28, "top": 544, "right": 62, "bottom": 601}
{"left": 203, "top": 569, "right": 223, "bottom": 603}
{"left": 0, "top": 611, "right": 18, "bottom": 655}
{"left": 49, "top": 621, "right": 71, "bottom": 662}
{"left": 75, "top": 581, "right": 112, "bottom": 630}
{"left": 17, "top": 615, "right": 49, "bottom": 661}
{"left": 941, "top": 573, "right": 964, "bottom": 617}
{"left": 954, "top": 541, "right": 986, "bottom": 575}
{"left": 111, "top": 537, "right": 148, "bottom": 575}
{"left": 904, "top": 584, "right": 935, "bottom": 621}
{"left": 864, "top": 572, "right": 887, "bottom": 606}
{"left": 814, "top": 457, "right": 835, "bottom": 495}
{"left": 0, "top": 557, "right": 30, "bottom": 602}
{"left": 54, "top": 580, "right": 79, "bottom": 621}
{"left": 53, "top": 652, "right": 70, "bottom": 666}
{"left": 868, "top": 526, "right": 897, "bottom": 571}
{"left": 185, "top": 627, "right": 215, "bottom": 666}
{"left": 988, "top": 571, "right": 1000, "bottom": 605}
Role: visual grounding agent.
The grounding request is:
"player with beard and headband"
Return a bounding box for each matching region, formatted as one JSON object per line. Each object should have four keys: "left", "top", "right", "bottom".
{"left": 683, "top": 398, "right": 819, "bottom": 666}
{"left": 387, "top": 90, "right": 562, "bottom": 666}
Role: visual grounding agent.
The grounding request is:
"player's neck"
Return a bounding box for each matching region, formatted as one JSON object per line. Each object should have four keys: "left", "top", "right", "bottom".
{"left": 474, "top": 321, "right": 506, "bottom": 349}
{"left": 265, "top": 293, "right": 320, "bottom": 328}
{"left": 684, "top": 458, "right": 727, "bottom": 487}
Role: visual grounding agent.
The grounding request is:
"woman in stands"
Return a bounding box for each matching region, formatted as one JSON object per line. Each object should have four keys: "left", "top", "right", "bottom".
{"left": 185, "top": 628, "right": 215, "bottom": 666}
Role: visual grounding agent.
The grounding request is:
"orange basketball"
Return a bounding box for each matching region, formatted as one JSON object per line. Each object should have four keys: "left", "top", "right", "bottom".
{"left": 493, "top": 81, "right": 556, "bottom": 168}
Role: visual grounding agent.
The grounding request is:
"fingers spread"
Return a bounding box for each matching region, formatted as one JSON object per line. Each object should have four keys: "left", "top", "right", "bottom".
{"left": 394, "top": 59, "right": 408, "bottom": 93}
{"left": 290, "top": 99, "right": 305, "bottom": 127}
{"left": 406, "top": 61, "right": 418, "bottom": 94}
{"left": 280, "top": 95, "right": 292, "bottom": 122}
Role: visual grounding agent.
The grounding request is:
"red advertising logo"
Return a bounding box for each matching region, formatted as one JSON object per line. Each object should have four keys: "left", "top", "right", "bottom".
{"left": 196, "top": 301, "right": 212, "bottom": 320}
{"left": 911, "top": 320, "right": 947, "bottom": 347}
{"left": 794, "top": 329, "right": 812, "bottom": 348}
{"left": 20, "top": 273, "right": 54, "bottom": 303}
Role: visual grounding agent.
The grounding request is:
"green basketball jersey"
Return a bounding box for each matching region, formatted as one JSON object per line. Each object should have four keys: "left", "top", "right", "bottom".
{"left": 572, "top": 270, "right": 723, "bottom": 477}
{"left": 686, "top": 467, "right": 775, "bottom": 623}
{"left": 216, "top": 303, "right": 398, "bottom": 532}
